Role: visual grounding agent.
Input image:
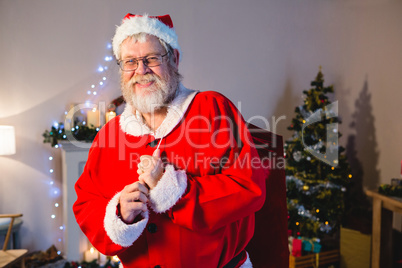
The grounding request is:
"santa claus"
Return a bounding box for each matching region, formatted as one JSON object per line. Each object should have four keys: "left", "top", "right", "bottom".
{"left": 73, "top": 13, "right": 277, "bottom": 268}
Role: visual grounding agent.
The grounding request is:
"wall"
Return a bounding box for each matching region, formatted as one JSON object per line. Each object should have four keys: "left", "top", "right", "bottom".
{"left": 0, "top": 0, "right": 401, "bottom": 254}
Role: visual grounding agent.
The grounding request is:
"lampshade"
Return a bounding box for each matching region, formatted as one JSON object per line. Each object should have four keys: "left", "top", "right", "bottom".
{"left": 0, "top": 125, "right": 16, "bottom": 155}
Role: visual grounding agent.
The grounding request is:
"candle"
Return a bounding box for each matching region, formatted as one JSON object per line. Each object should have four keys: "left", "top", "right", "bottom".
{"left": 112, "top": 255, "right": 120, "bottom": 264}
{"left": 99, "top": 253, "right": 107, "bottom": 266}
{"left": 84, "top": 247, "right": 99, "bottom": 262}
{"left": 87, "top": 109, "right": 100, "bottom": 127}
{"left": 106, "top": 111, "right": 116, "bottom": 123}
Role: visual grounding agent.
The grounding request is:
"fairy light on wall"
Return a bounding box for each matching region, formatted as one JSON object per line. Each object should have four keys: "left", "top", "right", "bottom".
{"left": 46, "top": 42, "right": 115, "bottom": 257}
{"left": 48, "top": 153, "right": 64, "bottom": 254}
{"left": 85, "top": 45, "right": 113, "bottom": 100}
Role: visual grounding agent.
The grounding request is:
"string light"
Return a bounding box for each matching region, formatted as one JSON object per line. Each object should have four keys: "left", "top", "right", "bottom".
{"left": 45, "top": 42, "right": 113, "bottom": 257}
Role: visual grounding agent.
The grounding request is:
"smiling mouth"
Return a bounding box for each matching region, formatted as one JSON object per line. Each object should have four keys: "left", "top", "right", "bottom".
{"left": 136, "top": 80, "right": 154, "bottom": 88}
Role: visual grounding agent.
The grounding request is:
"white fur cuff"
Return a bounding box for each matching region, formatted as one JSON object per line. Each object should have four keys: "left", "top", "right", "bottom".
{"left": 149, "top": 164, "right": 187, "bottom": 213}
{"left": 104, "top": 191, "right": 149, "bottom": 247}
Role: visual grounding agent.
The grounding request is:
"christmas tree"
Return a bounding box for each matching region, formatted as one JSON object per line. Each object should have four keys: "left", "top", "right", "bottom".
{"left": 285, "top": 68, "right": 351, "bottom": 242}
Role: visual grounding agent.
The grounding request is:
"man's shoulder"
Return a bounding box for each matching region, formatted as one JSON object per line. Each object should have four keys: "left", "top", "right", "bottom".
{"left": 188, "top": 90, "right": 240, "bottom": 118}
{"left": 196, "top": 90, "right": 227, "bottom": 98}
{"left": 193, "top": 90, "right": 232, "bottom": 104}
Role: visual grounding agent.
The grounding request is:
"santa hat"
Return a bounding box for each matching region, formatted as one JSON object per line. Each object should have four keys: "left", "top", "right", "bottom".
{"left": 112, "top": 13, "right": 181, "bottom": 60}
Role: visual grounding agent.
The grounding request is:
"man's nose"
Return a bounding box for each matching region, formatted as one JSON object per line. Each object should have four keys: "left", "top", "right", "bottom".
{"left": 135, "top": 59, "right": 150, "bottom": 75}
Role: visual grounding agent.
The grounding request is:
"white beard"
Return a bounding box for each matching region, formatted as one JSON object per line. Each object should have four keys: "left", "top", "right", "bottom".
{"left": 121, "top": 69, "right": 179, "bottom": 114}
{"left": 131, "top": 84, "right": 167, "bottom": 114}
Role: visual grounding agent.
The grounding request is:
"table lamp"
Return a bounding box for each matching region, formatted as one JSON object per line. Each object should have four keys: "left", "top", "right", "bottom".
{"left": 0, "top": 126, "right": 16, "bottom": 156}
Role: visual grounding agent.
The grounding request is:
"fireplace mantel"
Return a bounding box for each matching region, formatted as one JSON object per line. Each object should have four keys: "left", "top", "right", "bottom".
{"left": 60, "top": 141, "right": 91, "bottom": 261}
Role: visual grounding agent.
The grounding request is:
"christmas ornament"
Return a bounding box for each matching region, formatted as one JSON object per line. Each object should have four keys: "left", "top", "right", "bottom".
{"left": 293, "top": 151, "right": 302, "bottom": 162}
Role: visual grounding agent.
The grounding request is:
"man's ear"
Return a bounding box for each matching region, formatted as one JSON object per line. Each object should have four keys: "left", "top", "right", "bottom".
{"left": 173, "top": 49, "right": 180, "bottom": 68}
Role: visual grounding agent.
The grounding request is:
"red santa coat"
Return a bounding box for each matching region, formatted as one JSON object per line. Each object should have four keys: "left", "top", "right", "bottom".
{"left": 73, "top": 85, "right": 267, "bottom": 268}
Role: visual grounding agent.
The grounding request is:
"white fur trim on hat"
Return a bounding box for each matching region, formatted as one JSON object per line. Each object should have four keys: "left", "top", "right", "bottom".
{"left": 149, "top": 164, "right": 187, "bottom": 213}
{"left": 104, "top": 191, "right": 149, "bottom": 247}
{"left": 112, "top": 14, "right": 182, "bottom": 60}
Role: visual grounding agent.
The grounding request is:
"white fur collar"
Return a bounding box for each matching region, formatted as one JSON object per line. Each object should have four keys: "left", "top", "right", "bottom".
{"left": 119, "top": 84, "right": 198, "bottom": 138}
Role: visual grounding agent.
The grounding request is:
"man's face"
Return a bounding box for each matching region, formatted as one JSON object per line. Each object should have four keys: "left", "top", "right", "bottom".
{"left": 120, "top": 35, "right": 180, "bottom": 114}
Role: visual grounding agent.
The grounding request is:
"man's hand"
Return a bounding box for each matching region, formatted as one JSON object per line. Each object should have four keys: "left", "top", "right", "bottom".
{"left": 137, "top": 149, "right": 164, "bottom": 190}
{"left": 119, "top": 181, "right": 149, "bottom": 224}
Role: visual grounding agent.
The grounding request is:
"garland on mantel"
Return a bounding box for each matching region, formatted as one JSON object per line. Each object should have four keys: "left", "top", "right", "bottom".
{"left": 42, "top": 123, "right": 98, "bottom": 147}
{"left": 42, "top": 96, "right": 125, "bottom": 147}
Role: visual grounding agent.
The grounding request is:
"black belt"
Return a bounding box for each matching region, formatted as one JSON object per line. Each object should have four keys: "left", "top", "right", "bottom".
{"left": 222, "top": 252, "right": 244, "bottom": 268}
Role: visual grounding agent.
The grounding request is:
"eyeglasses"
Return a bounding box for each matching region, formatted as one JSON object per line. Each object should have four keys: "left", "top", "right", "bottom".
{"left": 117, "top": 52, "right": 170, "bottom": 72}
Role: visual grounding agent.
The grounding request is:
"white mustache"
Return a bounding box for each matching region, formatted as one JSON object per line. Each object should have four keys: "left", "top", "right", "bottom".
{"left": 131, "top": 74, "right": 157, "bottom": 85}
